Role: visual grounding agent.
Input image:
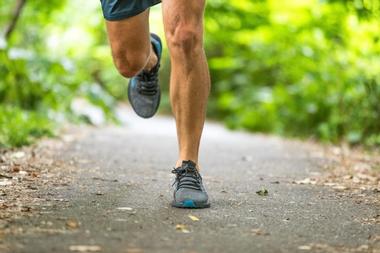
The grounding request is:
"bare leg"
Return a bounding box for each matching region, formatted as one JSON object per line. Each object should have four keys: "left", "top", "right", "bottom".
{"left": 105, "top": 9, "right": 157, "bottom": 78}
{"left": 162, "top": 0, "right": 210, "bottom": 169}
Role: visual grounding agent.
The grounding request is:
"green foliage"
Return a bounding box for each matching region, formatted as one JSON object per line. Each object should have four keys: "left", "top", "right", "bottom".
{"left": 205, "top": 0, "right": 380, "bottom": 146}
{"left": 0, "top": 1, "right": 122, "bottom": 147}
{"left": 0, "top": 106, "right": 53, "bottom": 148}
{"left": 1, "top": 0, "right": 379, "bottom": 148}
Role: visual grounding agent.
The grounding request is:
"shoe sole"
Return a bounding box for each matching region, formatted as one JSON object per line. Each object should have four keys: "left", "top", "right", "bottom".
{"left": 171, "top": 199, "right": 211, "bottom": 209}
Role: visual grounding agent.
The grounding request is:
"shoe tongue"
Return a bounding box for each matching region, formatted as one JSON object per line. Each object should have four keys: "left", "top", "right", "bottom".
{"left": 182, "top": 160, "right": 197, "bottom": 170}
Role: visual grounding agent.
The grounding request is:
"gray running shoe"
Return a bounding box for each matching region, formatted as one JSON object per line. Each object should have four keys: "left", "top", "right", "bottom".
{"left": 128, "top": 33, "right": 162, "bottom": 118}
{"left": 171, "top": 160, "right": 210, "bottom": 209}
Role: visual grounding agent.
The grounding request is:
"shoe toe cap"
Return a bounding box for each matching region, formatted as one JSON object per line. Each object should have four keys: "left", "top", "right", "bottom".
{"left": 128, "top": 79, "right": 160, "bottom": 118}
{"left": 175, "top": 188, "right": 208, "bottom": 203}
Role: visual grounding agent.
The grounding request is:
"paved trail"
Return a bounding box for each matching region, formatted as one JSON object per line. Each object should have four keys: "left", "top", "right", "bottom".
{"left": 6, "top": 109, "right": 379, "bottom": 253}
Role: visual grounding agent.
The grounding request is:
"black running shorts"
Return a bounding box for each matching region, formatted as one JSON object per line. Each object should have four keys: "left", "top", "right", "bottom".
{"left": 100, "top": 0, "right": 161, "bottom": 21}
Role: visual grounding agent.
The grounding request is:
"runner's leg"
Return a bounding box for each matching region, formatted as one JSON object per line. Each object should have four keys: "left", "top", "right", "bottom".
{"left": 162, "top": 0, "right": 210, "bottom": 168}
{"left": 105, "top": 10, "right": 158, "bottom": 78}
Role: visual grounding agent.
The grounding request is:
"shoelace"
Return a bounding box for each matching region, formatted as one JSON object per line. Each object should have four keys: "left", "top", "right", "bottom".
{"left": 171, "top": 166, "right": 202, "bottom": 191}
{"left": 136, "top": 65, "right": 159, "bottom": 96}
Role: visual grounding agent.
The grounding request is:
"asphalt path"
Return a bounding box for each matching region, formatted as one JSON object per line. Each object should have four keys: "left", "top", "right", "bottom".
{"left": 5, "top": 109, "right": 379, "bottom": 253}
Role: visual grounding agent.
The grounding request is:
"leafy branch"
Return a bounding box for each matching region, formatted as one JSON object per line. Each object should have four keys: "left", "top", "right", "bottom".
{"left": 4, "top": 0, "right": 27, "bottom": 41}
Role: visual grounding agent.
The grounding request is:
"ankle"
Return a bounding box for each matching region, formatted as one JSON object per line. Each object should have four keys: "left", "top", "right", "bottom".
{"left": 175, "top": 159, "right": 200, "bottom": 170}
{"left": 144, "top": 45, "right": 158, "bottom": 71}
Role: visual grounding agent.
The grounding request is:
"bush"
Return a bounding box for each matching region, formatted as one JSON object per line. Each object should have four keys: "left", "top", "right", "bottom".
{"left": 205, "top": 0, "right": 380, "bottom": 146}
{"left": 0, "top": 1, "right": 121, "bottom": 147}
{"left": 0, "top": 106, "right": 54, "bottom": 148}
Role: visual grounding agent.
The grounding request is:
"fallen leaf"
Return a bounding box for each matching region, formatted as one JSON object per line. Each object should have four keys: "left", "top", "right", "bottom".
{"left": 294, "top": 178, "right": 317, "bottom": 185}
{"left": 53, "top": 198, "right": 69, "bottom": 202}
{"left": 69, "top": 245, "right": 102, "bottom": 252}
{"left": 175, "top": 224, "right": 190, "bottom": 233}
{"left": 188, "top": 215, "right": 199, "bottom": 221}
{"left": 332, "top": 185, "right": 348, "bottom": 191}
{"left": 21, "top": 206, "right": 31, "bottom": 212}
{"left": 19, "top": 171, "right": 28, "bottom": 176}
{"left": 256, "top": 188, "right": 268, "bottom": 196}
{"left": 66, "top": 219, "right": 80, "bottom": 229}
{"left": 117, "top": 207, "right": 133, "bottom": 211}
{"left": 343, "top": 175, "right": 353, "bottom": 180}
{"left": 251, "top": 228, "right": 270, "bottom": 236}
{"left": 298, "top": 245, "right": 312, "bottom": 250}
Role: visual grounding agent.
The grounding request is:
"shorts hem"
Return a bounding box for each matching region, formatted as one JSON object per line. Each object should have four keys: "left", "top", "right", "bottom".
{"left": 103, "top": 1, "right": 161, "bottom": 21}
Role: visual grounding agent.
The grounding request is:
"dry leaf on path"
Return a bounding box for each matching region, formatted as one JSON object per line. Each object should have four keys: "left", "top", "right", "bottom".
{"left": 251, "top": 228, "right": 270, "bottom": 236}
{"left": 256, "top": 188, "right": 268, "bottom": 196}
{"left": 175, "top": 224, "right": 190, "bottom": 233}
{"left": 117, "top": 207, "right": 133, "bottom": 211}
{"left": 294, "top": 178, "right": 317, "bottom": 185}
{"left": 332, "top": 185, "right": 348, "bottom": 191}
{"left": 188, "top": 215, "right": 200, "bottom": 221}
{"left": 298, "top": 245, "right": 312, "bottom": 250}
{"left": 69, "top": 245, "right": 102, "bottom": 252}
{"left": 66, "top": 219, "right": 80, "bottom": 229}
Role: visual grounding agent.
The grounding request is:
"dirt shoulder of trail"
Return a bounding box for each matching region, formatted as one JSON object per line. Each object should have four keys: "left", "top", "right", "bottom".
{"left": 300, "top": 142, "right": 379, "bottom": 208}
{"left": 0, "top": 126, "right": 89, "bottom": 247}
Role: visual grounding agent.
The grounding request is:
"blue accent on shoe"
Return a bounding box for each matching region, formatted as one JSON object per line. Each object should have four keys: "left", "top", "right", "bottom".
{"left": 183, "top": 199, "right": 196, "bottom": 208}
{"left": 150, "top": 33, "right": 162, "bottom": 61}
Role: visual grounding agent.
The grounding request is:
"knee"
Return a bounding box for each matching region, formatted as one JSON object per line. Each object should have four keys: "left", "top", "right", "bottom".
{"left": 113, "top": 50, "right": 149, "bottom": 78}
{"left": 166, "top": 24, "right": 203, "bottom": 58}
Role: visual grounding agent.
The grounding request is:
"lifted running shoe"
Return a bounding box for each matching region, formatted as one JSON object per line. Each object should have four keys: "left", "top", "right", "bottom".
{"left": 128, "top": 33, "right": 162, "bottom": 118}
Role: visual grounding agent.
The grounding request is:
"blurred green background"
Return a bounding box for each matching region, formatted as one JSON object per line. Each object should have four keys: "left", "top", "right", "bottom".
{"left": 0, "top": 0, "right": 379, "bottom": 148}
